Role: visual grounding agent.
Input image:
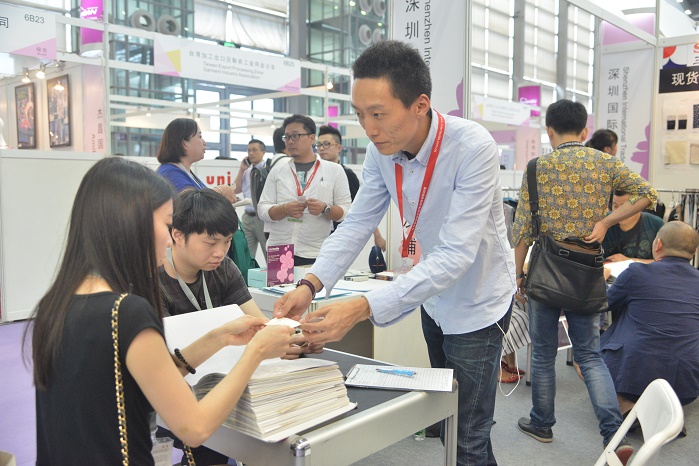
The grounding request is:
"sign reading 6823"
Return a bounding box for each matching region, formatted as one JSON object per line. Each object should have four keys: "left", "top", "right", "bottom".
{"left": 0, "top": 4, "right": 56, "bottom": 59}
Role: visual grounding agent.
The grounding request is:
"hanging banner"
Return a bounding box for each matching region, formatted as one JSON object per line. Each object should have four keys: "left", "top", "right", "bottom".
{"left": 0, "top": 4, "right": 57, "bottom": 59}
{"left": 82, "top": 65, "right": 106, "bottom": 154}
{"left": 598, "top": 48, "right": 653, "bottom": 178}
{"left": 390, "top": 0, "right": 466, "bottom": 116}
{"left": 154, "top": 34, "right": 300, "bottom": 93}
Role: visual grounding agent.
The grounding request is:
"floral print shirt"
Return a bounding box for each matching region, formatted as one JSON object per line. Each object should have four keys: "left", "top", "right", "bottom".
{"left": 512, "top": 144, "right": 657, "bottom": 247}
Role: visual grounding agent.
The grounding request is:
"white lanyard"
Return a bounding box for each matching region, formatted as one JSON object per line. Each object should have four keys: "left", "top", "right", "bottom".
{"left": 177, "top": 163, "right": 206, "bottom": 189}
{"left": 166, "top": 247, "right": 212, "bottom": 311}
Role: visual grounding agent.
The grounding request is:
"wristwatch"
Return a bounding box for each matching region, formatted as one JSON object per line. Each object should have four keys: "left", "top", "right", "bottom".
{"left": 322, "top": 203, "right": 331, "bottom": 215}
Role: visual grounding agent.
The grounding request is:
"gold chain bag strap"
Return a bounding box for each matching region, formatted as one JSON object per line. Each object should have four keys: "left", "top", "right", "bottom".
{"left": 111, "top": 293, "right": 196, "bottom": 466}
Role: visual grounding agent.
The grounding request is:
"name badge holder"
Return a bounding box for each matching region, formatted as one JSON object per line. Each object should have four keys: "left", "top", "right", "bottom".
{"left": 167, "top": 247, "right": 212, "bottom": 311}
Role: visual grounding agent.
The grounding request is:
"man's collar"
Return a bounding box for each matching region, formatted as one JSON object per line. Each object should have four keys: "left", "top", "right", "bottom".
{"left": 391, "top": 108, "right": 438, "bottom": 165}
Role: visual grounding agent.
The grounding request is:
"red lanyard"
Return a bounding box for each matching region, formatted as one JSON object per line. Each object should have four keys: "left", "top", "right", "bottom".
{"left": 290, "top": 160, "right": 321, "bottom": 197}
{"left": 395, "top": 111, "right": 445, "bottom": 258}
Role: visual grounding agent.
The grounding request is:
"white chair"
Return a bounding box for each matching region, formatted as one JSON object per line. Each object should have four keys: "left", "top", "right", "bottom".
{"left": 594, "top": 378, "right": 684, "bottom": 466}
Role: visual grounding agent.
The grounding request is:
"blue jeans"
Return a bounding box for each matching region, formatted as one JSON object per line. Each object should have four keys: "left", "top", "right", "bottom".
{"left": 527, "top": 298, "right": 622, "bottom": 445}
{"left": 421, "top": 303, "right": 511, "bottom": 466}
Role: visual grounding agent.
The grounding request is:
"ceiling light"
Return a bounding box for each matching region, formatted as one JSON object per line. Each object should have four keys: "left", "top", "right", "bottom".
{"left": 326, "top": 81, "right": 334, "bottom": 90}
{"left": 35, "top": 64, "right": 45, "bottom": 79}
{"left": 22, "top": 67, "right": 30, "bottom": 83}
{"left": 686, "top": 9, "right": 692, "bottom": 15}
{"left": 146, "top": 108, "right": 152, "bottom": 117}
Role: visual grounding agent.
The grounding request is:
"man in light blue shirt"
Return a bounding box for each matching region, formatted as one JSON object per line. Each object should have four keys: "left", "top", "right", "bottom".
{"left": 274, "top": 40, "right": 516, "bottom": 465}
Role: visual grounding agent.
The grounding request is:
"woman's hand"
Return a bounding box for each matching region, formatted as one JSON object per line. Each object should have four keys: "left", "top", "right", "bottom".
{"left": 216, "top": 315, "right": 268, "bottom": 346}
{"left": 246, "top": 325, "right": 297, "bottom": 361}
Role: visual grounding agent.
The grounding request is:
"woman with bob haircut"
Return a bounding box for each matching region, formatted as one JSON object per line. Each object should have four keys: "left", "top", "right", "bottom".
{"left": 29, "top": 157, "right": 294, "bottom": 465}
{"left": 156, "top": 117, "right": 237, "bottom": 202}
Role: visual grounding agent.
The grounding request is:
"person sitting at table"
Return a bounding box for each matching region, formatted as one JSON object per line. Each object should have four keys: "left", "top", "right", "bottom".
{"left": 603, "top": 190, "right": 664, "bottom": 264}
{"left": 601, "top": 221, "right": 699, "bottom": 420}
{"left": 29, "top": 157, "right": 295, "bottom": 465}
{"left": 158, "top": 188, "right": 322, "bottom": 465}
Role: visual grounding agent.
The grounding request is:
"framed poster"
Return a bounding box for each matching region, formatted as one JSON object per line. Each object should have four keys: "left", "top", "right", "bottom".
{"left": 14, "top": 83, "right": 36, "bottom": 149}
{"left": 47, "top": 74, "right": 71, "bottom": 147}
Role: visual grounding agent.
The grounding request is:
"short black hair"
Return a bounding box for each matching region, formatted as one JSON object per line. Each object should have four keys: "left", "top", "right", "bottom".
{"left": 273, "top": 127, "right": 286, "bottom": 153}
{"left": 585, "top": 129, "right": 618, "bottom": 152}
{"left": 282, "top": 114, "right": 316, "bottom": 136}
{"left": 157, "top": 118, "right": 199, "bottom": 164}
{"left": 352, "top": 40, "right": 432, "bottom": 108}
{"left": 172, "top": 189, "right": 238, "bottom": 239}
{"left": 545, "top": 99, "right": 588, "bottom": 135}
{"left": 318, "top": 125, "right": 342, "bottom": 144}
{"left": 248, "top": 139, "right": 266, "bottom": 152}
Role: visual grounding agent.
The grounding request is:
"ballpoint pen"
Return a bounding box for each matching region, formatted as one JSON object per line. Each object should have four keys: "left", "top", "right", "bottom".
{"left": 375, "top": 368, "right": 416, "bottom": 377}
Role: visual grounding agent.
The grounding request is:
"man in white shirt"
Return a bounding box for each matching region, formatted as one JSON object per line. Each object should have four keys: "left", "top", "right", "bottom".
{"left": 257, "top": 114, "right": 351, "bottom": 266}
{"left": 233, "top": 139, "right": 268, "bottom": 260}
{"left": 273, "top": 41, "right": 515, "bottom": 466}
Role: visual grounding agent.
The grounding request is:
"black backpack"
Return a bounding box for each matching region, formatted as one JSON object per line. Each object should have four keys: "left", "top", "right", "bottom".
{"left": 250, "top": 155, "right": 289, "bottom": 210}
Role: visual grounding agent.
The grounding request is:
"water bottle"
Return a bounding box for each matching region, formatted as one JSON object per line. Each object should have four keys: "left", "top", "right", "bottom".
{"left": 414, "top": 428, "right": 426, "bottom": 441}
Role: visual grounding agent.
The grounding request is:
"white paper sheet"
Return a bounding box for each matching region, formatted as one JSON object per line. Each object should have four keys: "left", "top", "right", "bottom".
{"left": 163, "top": 305, "right": 255, "bottom": 385}
{"left": 604, "top": 259, "right": 635, "bottom": 278}
{"left": 344, "top": 364, "right": 454, "bottom": 392}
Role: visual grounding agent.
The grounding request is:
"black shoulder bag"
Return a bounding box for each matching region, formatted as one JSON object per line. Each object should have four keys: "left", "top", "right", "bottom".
{"left": 523, "top": 158, "right": 608, "bottom": 315}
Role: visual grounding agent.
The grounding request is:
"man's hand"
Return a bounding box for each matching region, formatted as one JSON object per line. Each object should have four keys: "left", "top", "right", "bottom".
{"left": 515, "top": 277, "right": 527, "bottom": 303}
{"left": 283, "top": 201, "right": 306, "bottom": 219}
{"left": 297, "top": 297, "right": 371, "bottom": 345}
{"left": 606, "top": 253, "right": 630, "bottom": 262}
{"left": 584, "top": 220, "right": 609, "bottom": 244}
{"left": 306, "top": 198, "right": 326, "bottom": 216}
{"left": 374, "top": 232, "right": 387, "bottom": 251}
{"left": 273, "top": 285, "right": 314, "bottom": 319}
{"left": 280, "top": 338, "right": 325, "bottom": 360}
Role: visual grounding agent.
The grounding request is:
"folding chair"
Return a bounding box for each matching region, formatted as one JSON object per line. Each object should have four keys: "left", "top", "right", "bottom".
{"left": 594, "top": 378, "right": 684, "bottom": 466}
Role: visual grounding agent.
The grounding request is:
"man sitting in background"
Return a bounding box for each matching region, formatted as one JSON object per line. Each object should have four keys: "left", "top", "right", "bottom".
{"left": 601, "top": 221, "right": 699, "bottom": 419}
{"left": 603, "top": 190, "right": 664, "bottom": 264}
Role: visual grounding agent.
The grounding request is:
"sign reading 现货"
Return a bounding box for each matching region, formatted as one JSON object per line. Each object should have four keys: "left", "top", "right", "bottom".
{"left": 0, "top": 3, "right": 57, "bottom": 59}
{"left": 154, "top": 34, "right": 300, "bottom": 93}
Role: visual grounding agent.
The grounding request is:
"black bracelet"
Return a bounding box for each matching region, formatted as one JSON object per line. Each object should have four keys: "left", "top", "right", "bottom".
{"left": 174, "top": 348, "right": 196, "bottom": 375}
{"left": 516, "top": 273, "right": 526, "bottom": 279}
{"left": 296, "top": 278, "right": 317, "bottom": 298}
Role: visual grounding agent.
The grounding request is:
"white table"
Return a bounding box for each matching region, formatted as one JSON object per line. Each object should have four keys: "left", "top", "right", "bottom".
{"left": 201, "top": 349, "right": 458, "bottom": 466}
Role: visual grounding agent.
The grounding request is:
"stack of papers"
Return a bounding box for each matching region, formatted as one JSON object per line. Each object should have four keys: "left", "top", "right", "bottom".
{"left": 193, "top": 359, "right": 356, "bottom": 442}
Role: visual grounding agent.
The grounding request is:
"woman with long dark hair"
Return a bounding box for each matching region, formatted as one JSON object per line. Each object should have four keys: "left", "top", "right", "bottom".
{"left": 156, "top": 117, "right": 237, "bottom": 201}
{"left": 29, "top": 157, "right": 293, "bottom": 465}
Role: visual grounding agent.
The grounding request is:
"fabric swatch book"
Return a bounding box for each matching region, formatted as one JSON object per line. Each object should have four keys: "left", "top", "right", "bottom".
{"left": 192, "top": 358, "right": 356, "bottom": 442}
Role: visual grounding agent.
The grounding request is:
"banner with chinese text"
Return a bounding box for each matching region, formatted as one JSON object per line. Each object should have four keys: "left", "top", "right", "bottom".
{"left": 390, "top": 0, "right": 466, "bottom": 116}
{"left": 598, "top": 48, "right": 653, "bottom": 178}
{"left": 154, "top": 34, "right": 300, "bottom": 93}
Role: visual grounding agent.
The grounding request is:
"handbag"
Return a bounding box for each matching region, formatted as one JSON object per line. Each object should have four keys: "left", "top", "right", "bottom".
{"left": 522, "top": 158, "right": 608, "bottom": 315}
{"left": 111, "top": 293, "right": 196, "bottom": 466}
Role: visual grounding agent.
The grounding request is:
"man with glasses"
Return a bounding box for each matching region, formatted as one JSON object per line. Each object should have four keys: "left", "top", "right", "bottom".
{"left": 318, "top": 125, "right": 386, "bottom": 250}
{"left": 257, "top": 114, "right": 351, "bottom": 266}
{"left": 233, "top": 139, "right": 268, "bottom": 260}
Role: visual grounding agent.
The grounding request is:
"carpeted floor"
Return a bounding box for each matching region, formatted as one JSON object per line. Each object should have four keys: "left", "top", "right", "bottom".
{"left": 2, "top": 321, "right": 696, "bottom": 465}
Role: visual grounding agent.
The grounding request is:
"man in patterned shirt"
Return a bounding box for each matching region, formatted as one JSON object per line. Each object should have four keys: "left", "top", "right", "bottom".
{"left": 512, "top": 99, "right": 657, "bottom": 463}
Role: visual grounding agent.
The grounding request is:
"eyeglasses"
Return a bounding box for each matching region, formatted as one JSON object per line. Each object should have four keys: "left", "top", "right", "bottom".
{"left": 282, "top": 133, "right": 312, "bottom": 142}
{"left": 316, "top": 141, "right": 338, "bottom": 150}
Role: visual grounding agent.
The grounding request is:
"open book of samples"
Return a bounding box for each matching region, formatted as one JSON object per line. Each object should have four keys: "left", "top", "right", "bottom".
{"left": 192, "top": 358, "right": 356, "bottom": 442}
